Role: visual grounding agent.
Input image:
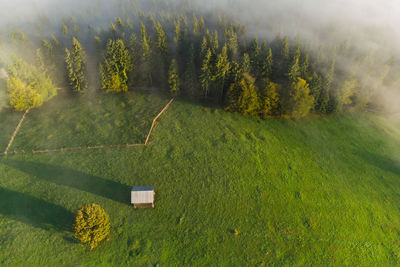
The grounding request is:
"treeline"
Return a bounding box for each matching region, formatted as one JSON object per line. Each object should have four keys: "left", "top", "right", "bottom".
{"left": 1, "top": 0, "right": 398, "bottom": 118}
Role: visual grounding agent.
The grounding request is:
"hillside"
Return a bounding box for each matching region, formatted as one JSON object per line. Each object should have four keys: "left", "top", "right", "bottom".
{"left": 0, "top": 91, "right": 399, "bottom": 266}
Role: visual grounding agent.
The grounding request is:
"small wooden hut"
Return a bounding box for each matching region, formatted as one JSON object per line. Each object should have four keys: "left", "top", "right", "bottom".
{"left": 131, "top": 186, "right": 155, "bottom": 208}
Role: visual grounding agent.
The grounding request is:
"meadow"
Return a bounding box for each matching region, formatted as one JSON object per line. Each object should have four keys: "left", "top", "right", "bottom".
{"left": 0, "top": 91, "right": 399, "bottom": 266}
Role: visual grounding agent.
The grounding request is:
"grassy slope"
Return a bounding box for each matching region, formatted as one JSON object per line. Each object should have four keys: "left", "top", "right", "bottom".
{"left": 0, "top": 92, "right": 399, "bottom": 266}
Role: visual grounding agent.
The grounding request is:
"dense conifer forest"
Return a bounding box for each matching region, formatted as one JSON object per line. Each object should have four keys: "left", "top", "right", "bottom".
{"left": 1, "top": 0, "right": 399, "bottom": 118}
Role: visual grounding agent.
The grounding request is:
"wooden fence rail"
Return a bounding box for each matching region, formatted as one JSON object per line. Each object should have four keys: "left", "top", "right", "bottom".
{"left": 3, "top": 109, "right": 30, "bottom": 155}
{"left": 0, "top": 98, "right": 174, "bottom": 156}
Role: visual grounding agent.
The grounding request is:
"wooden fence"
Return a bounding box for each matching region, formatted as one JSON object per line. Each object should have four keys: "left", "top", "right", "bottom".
{"left": 0, "top": 98, "right": 174, "bottom": 156}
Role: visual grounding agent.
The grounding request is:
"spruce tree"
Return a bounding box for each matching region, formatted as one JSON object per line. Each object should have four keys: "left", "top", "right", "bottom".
{"left": 62, "top": 24, "right": 69, "bottom": 37}
{"left": 192, "top": 14, "right": 200, "bottom": 35}
{"left": 210, "top": 30, "right": 219, "bottom": 54}
{"left": 100, "top": 39, "right": 132, "bottom": 93}
{"left": 242, "top": 53, "right": 251, "bottom": 74}
{"left": 225, "top": 73, "right": 260, "bottom": 116}
{"left": 214, "top": 45, "right": 231, "bottom": 101}
{"left": 200, "top": 49, "right": 212, "bottom": 98}
{"left": 227, "top": 31, "right": 239, "bottom": 59}
{"left": 309, "top": 72, "right": 323, "bottom": 111}
{"left": 281, "top": 36, "right": 290, "bottom": 62}
{"left": 248, "top": 37, "right": 261, "bottom": 76}
{"left": 288, "top": 44, "right": 301, "bottom": 82}
{"left": 168, "top": 59, "right": 179, "bottom": 95}
{"left": 140, "top": 22, "right": 152, "bottom": 86}
{"left": 318, "top": 59, "right": 335, "bottom": 113}
{"left": 65, "top": 37, "right": 88, "bottom": 92}
{"left": 301, "top": 53, "right": 310, "bottom": 78}
{"left": 261, "top": 48, "right": 273, "bottom": 78}
{"left": 155, "top": 22, "right": 168, "bottom": 60}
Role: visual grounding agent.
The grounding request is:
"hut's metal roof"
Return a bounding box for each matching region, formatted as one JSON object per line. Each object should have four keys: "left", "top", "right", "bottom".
{"left": 131, "top": 186, "right": 154, "bottom": 204}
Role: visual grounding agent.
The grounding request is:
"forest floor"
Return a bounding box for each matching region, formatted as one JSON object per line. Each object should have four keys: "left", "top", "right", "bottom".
{"left": 0, "top": 90, "right": 399, "bottom": 266}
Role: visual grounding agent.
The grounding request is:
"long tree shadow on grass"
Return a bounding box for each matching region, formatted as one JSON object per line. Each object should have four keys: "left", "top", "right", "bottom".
{"left": 0, "top": 187, "right": 73, "bottom": 232}
{"left": 3, "top": 159, "right": 131, "bottom": 204}
{"left": 354, "top": 151, "right": 400, "bottom": 176}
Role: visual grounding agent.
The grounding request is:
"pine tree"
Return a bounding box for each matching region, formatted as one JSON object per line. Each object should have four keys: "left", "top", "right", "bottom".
{"left": 155, "top": 22, "right": 168, "bottom": 60}
{"left": 242, "top": 53, "right": 251, "bottom": 74}
{"left": 288, "top": 44, "right": 301, "bottom": 82}
{"left": 62, "top": 24, "right": 69, "bottom": 37}
{"left": 168, "top": 59, "right": 179, "bottom": 95}
{"left": 281, "top": 36, "right": 290, "bottom": 62}
{"left": 248, "top": 37, "right": 261, "bottom": 76}
{"left": 100, "top": 39, "right": 132, "bottom": 93}
{"left": 210, "top": 30, "right": 219, "bottom": 54}
{"left": 309, "top": 72, "right": 323, "bottom": 111}
{"left": 65, "top": 37, "right": 88, "bottom": 92}
{"left": 225, "top": 73, "right": 260, "bottom": 116}
{"left": 300, "top": 53, "right": 310, "bottom": 78}
{"left": 227, "top": 31, "right": 239, "bottom": 59}
{"left": 193, "top": 14, "right": 200, "bottom": 35}
{"left": 261, "top": 48, "right": 273, "bottom": 78}
{"left": 115, "top": 17, "right": 124, "bottom": 31}
{"left": 214, "top": 45, "right": 231, "bottom": 101}
{"left": 200, "top": 49, "right": 212, "bottom": 98}
{"left": 140, "top": 22, "right": 152, "bottom": 86}
{"left": 288, "top": 57, "right": 300, "bottom": 82}
{"left": 110, "top": 23, "right": 117, "bottom": 39}
{"left": 174, "top": 18, "right": 181, "bottom": 45}
{"left": 318, "top": 59, "right": 335, "bottom": 113}
{"left": 200, "top": 36, "right": 208, "bottom": 60}
{"left": 199, "top": 17, "right": 206, "bottom": 33}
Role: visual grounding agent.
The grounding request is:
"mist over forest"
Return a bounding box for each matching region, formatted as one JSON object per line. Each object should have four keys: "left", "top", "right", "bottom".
{"left": 0, "top": 0, "right": 399, "bottom": 117}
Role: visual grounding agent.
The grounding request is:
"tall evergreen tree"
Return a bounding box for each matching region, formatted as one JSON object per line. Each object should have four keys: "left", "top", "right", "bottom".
{"left": 227, "top": 31, "right": 239, "bottom": 59}
{"left": 100, "top": 39, "right": 132, "bottom": 93}
{"left": 309, "top": 72, "right": 323, "bottom": 111}
{"left": 225, "top": 73, "right": 260, "bottom": 116}
{"left": 318, "top": 59, "right": 335, "bottom": 113}
{"left": 155, "top": 22, "right": 168, "bottom": 60}
{"left": 242, "top": 53, "right": 251, "bottom": 74}
{"left": 140, "top": 22, "right": 152, "bottom": 86}
{"left": 200, "top": 49, "right": 212, "bottom": 98}
{"left": 288, "top": 43, "right": 301, "bottom": 82}
{"left": 248, "top": 37, "right": 261, "bottom": 76}
{"left": 65, "top": 37, "right": 88, "bottom": 92}
{"left": 214, "top": 45, "right": 231, "bottom": 101}
{"left": 261, "top": 48, "right": 273, "bottom": 79}
{"left": 168, "top": 59, "right": 180, "bottom": 95}
{"left": 210, "top": 31, "right": 219, "bottom": 54}
{"left": 301, "top": 53, "right": 310, "bottom": 78}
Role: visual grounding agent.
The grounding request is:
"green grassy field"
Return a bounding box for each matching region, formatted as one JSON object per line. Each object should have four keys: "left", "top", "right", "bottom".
{"left": 0, "top": 91, "right": 399, "bottom": 266}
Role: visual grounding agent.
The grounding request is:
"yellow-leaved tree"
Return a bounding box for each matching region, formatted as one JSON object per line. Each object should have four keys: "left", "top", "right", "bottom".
{"left": 7, "top": 56, "right": 56, "bottom": 111}
{"left": 73, "top": 204, "right": 110, "bottom": 250}
{"left": 7, "top": 77, "right": 42, "bottom": 111}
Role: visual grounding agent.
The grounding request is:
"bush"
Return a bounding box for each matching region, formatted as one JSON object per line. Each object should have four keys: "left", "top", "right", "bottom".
{"left": 73, "top": 203, "right": 110, "bottom": 249}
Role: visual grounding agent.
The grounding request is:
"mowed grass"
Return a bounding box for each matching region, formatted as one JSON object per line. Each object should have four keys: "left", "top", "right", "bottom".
{"left": 0, "top": 92, "right": 399, "bottom": 266}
